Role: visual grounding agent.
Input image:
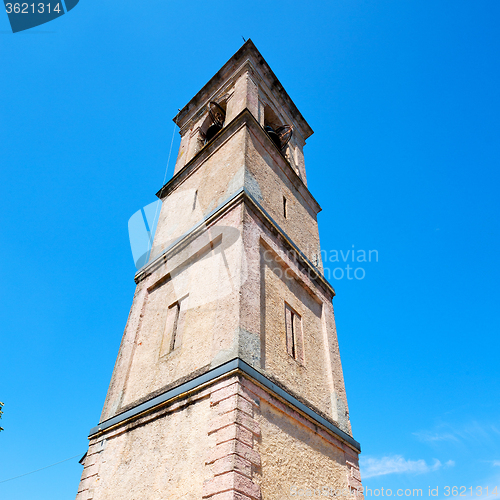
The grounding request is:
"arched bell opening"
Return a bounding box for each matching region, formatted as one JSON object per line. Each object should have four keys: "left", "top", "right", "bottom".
{"left": 205, "top": 123, "right": 222, "bottom": 143}
{"left": 203, "top": 101, "right": 226, "bottom": 145}
{"left": 264, "top": 125, "right": 282, "bottom": 149}
{"left": 264, "top": 105, "right": 293, "bottom": 152}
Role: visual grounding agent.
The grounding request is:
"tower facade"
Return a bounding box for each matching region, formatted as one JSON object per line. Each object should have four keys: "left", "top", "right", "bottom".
{"left": 76, "top": 41, "right": 363, "bottom": 500}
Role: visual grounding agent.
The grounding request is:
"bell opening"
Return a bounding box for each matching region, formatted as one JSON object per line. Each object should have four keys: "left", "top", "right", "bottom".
{"left": 205, "top": 123, "right": 223, "bottom": 144}
{"left": 265, "top": 126, "right": 282, "bottom": 149}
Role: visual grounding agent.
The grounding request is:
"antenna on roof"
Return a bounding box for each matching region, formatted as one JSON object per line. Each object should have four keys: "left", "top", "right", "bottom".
{"left": 242, "top": 36, "right": 246, "bottom": 42}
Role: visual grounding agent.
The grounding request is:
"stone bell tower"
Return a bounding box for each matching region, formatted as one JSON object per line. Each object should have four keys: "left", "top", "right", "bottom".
{"left": 76, "top": 40, "right": 363, "bottom": 500}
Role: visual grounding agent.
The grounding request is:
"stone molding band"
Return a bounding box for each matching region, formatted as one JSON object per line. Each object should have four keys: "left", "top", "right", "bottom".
{"left": 89, "top": 357, "right": 361, "bottom": 453}
{"left": 135, "top": 186, "right": 335, "bottom": 297}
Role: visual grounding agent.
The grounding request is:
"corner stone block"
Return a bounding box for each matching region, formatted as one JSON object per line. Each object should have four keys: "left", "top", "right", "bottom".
{"left": 209, "top": 409, "right": 261, "bottom": 436}
{"left": 207, "top": 440, "right": 261, "bottom": 466}
{"left": 216, "top": 395, "right": 254, "bottom": 417}
{"left": 212, "top": 454, "right": 253, "bottom": 478}
{"left": 205, "top": 491, "right": 256, "bottom": 500}
{"left": 215, "top": 423, "right": 254, "bottom": 447}
{"left": 211, "top": 381, "right": 260, "bottom": 407}
{"left": 202, "top": 471, "right": 261, "bottom": 500}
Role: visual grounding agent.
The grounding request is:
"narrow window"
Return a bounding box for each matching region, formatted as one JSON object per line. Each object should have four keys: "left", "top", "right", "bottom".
{"left": 168, "top": 302, "right": 181, "bottom": 351}
{"left": 290, "top": 310, "right": 296, "bottom": 358}
{"left": 193, "top": 190, "right": 198, "bottom": 211}
{"left": 283, "top": 196, "right": 287, "bottom": 218}
{"left": 160, "top": 301, "right": 180, "bottom": 357}
{"left": 285, "top": 303, "right": 304, "bottom": 363}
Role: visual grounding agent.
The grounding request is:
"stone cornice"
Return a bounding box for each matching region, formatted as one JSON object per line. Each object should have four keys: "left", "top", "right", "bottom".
{"left": 88, "top": 357, "right": 361, "bottom": 453}
{"left": 244, "top": 190, "right": 335, "bottom": 298}
{"left": 137, "top": 186, "right": 335, "bottom": 298}
{"left": 156, "top": 108, "right": 321, "bottom": 216}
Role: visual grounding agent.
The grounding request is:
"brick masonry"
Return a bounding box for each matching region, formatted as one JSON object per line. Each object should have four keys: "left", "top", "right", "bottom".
{"left": 204, "top": 375, "right": 262, "bottom": 500}
{"left": 202, "top": 373, "right": 363, "bottom": 500}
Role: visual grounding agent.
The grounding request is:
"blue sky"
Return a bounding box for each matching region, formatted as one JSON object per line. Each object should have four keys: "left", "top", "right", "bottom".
{"left": 1, "top": 1, "right": 499, "bottom": 498}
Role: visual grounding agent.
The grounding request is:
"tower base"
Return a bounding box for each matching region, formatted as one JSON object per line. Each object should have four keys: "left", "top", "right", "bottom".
{"left": 77, "top": 360, "right": 362, "bottom": 500}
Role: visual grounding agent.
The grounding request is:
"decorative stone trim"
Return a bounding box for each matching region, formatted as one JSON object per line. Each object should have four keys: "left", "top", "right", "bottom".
{"left": 204, "top": 376, "right": 262, "bottom": 500}
{"left": 207, "top": 439, "right": 261, "bottom": 467}
{"left": 215, "top": 424, "right": 254, "bottom": 447}
{"left": 77, "top": 365, "right": 361, "bottom": 499}
{"left": 203, "top": 472, "right": 261, "bottom": 500}
{"left": 213, "top": 454, "right": 253, "bottom": 478}
{"left": 216, "top": 394, "right": 255, "bottom": 418}
{"left": 76, "top": 437, "right": 106, "bottom": 500}
{"left": 210, "top": 381, "right": 260, "bottom": 407}
{"left": 205, "top": 493, "right": 257, "bottom": 500}
{"left": 209, "top": 409, "right": 261, "bottom": 437}
{"left": 347, "top": 458, "right": 364, "bottom": 498}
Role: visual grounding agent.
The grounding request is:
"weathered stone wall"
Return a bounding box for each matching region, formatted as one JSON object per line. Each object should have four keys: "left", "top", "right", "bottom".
{"left": 237, "top": 205, "right": 352, "bottom": 433}
{"left": 244, "top": 125, "right": 321, "bottom": 267}
{"left": 260, "top": 243, "right": 331, "bottom": 416}
{"left": 102, "top": 192, "right": 351, "bottom": 435}
{"left": 78, "top": 392, "right": 214, "bottom": 500}
{"left": 151, "top": 127, "right": 247, "bottom": 262}
{"left": 80, "top": 375, "right": 361, "bottom": 500}
{"left": 255, "top": 398, "right": 356, "bottom": 500}
{"left": 101, "top": 204, "right": 246, "bottom": 420}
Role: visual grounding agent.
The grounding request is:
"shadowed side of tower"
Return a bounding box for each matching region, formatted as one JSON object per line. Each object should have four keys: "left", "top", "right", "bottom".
{"left": 75, "top": 40, "right": 363, "bottom": 500}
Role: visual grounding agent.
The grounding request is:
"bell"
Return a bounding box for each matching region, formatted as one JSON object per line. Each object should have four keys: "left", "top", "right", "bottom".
{"left": 205, "top": 123, "right": 223, "bottom": 144}
{"left": 265, "top": 126, "right": 282, "bottom": 149}
{"left": 208, "top": 102, "right": 226, "bottom": 127}
{"left": 276, "top": 125, "right": 293, "bottom": 149}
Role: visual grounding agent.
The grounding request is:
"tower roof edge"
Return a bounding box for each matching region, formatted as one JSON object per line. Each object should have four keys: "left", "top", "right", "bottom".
{"left": 173, "top": 39, "right": 314, "bottom": 140}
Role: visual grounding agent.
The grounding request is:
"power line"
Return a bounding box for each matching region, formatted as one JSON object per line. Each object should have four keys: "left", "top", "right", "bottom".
{"left": 0, "top": 454, "right": 82, "bottom": 485}
{"left": 147, "top": 113, "right": 179, "bottom": 261}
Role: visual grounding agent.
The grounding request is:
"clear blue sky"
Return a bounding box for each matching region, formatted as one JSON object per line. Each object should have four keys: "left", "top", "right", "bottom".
{"left": 1, "top": 1, "right": 499, "bottom": 498}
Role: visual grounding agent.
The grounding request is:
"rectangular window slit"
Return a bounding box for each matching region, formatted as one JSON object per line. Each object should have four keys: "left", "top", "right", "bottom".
{"left": 290, "top": 311, "right": 296, "bottom": 358}
{"left": 285, "top": 303, "right": 303, "bottom": 363}
{"left": 193, "top": 190, "right": 198, "bottom": 211}
{"left": 169, "top": 302, "right": 181, "bottom": 351}
{"left": 283, "top": 196, "right": 287, "bottom": 218}
{"left": 160, "top": 301, "right": 182, "bottom": 357}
